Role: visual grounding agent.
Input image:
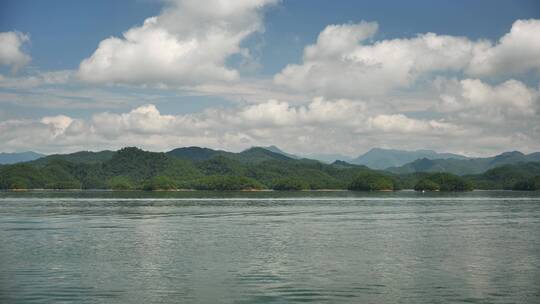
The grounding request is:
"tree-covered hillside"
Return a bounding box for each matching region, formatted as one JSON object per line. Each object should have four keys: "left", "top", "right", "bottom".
{"left": 1, "top": 147, "right": 538, "bottom": 191}
{"left": 413, "top": 173, "right": 473, "bottom": 191}
{"left": 467, "top": 162, "right": 540, "bottom": 190}
{"left": 0, "top": 147, "right": 395, "bottom": 191}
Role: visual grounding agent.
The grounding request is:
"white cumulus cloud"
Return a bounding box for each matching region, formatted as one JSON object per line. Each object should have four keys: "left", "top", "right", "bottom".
{"left": 275, "top": 19, "right": 540, "bottom": 99}
{"left": 0, "top": 31, "right": 31, "bottom": 72}
{"left": 368, "top": 114, "right": 461, "bottom": 135}
{"left": 437, "top": 78, "right": 538, "bottom": 117}
{"left": 77, "top": 0, "right": 277, "bottom": 85}
{"left": 468, "top": 19, "right": 540, "bottom": 76}
{"left": 41, "top": 115, "right": 73, "bottom": 137}
{"left": 274, "top": 21, "right": 487, "bottom": 98}
{"left": 1, "top": 100, "right": 508, "bottom": 155}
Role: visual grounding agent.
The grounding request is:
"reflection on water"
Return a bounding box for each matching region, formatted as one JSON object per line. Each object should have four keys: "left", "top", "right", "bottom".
{"left": 1, "top": 191, "right": 540, "bottom": 303}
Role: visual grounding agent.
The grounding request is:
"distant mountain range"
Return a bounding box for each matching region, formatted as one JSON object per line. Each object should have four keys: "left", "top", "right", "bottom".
{"left": 348, "top": 148, "right": 469, "bottom": 169}
{"left": 1, "top": 146, "right": 539, "bottom": 191}
{"left": 0, "top": 152, "right": 45, "bottom": 164}
{"left": 262, "top": 147, "right": 468, "bottom": 168}
{"left": 2, "top": 147, "right": 539, "bottom": 178}
{"left": 258, "top": 146, "right": 300, "bottom": 160}
{"left": 387, "top": 151, "right": 540, "bottom": 175}
{"left": 28, "top": 150, "right": 115, "bottom": 166}
{"left": 257, "top": 146, "right": 354, "bottom": 163}
{"left": 302, "top": 153, "right": 354, "bottom": 163}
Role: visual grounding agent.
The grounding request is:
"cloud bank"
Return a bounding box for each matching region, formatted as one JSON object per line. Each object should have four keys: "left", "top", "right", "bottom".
{"left": 274, "top": 19, "right": 540, "bottom": 99}
{"left": 1, "top": 2, "right": 539, "bottom": 156}
{"left": 1, "top": 87, "right": 538, "bottom": 156}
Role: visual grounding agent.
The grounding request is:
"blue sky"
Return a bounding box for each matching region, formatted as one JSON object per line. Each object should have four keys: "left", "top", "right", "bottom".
{"left": 2, "top": 0, "right": 538, "bottom": 73}
{"left": 0, "top": 0, "right": 539, "bottom": 155}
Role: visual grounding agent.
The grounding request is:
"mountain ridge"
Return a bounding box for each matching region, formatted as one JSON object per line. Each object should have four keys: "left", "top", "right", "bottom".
{"left": 350, "top": 148, "right": 469, "bottom": 169}
{"left": 1, "top": 146, "right": 539, "bottom": 191}
{"left": 0, "top": 151, "right": 45, "bottom": 164}
{"left": 3, "top": 146, "right": 539, "bottom": 178}
{"left": 387, "top": 152, "right": 540, "bottom": 175}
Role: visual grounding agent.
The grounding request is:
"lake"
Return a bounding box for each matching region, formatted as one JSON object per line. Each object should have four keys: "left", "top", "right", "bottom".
{"left": 1, "top": 190, "right": 539, "bottom": 303}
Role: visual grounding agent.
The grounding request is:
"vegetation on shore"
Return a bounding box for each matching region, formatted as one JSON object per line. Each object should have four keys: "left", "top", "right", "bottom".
{"left": 413, "top": 173, "right": 473, "bottom": 192}
{"left": 348, "top": 172, "right": 398, "bottom": 191}
{"left": 511, "top": 176, "right": 540, "bottom": 191}
{"left": 0, "top": 147, "right": 538, "bottom": 191}
{"left": 466, "top": 162, "right": 540, "bottom": 190}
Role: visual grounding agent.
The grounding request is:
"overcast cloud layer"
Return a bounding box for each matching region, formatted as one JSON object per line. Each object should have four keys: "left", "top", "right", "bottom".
{"left": 0, "top": 0, "right": 539, "bottom": 156}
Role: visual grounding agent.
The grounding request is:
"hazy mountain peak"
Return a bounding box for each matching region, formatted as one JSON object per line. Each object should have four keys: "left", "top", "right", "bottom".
{"left": 0, "top": 151, "right": 46, "bottom": 164}
{"left": 386, "top": 150, "right": 540, "bottom": 175}
{"left": 351, "top": 148, "right": 468, "bottom": 169}
{"left": 242, "top": 146, "right": 290, "bottom": 158}
{"left": 489, "top": 150, "right": 526, "bottom": 165}
{"left": 258, "top": 146, "right": 299, "bottom": 159}
{"left": 495, "top": 151, "right": 524, "bottom": 158}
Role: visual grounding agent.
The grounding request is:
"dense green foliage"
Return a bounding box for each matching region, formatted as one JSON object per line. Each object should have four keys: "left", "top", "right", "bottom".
{"left": 0, "top": 147, "right": 397, "bottom": 191}
{"left": 0, "top": 161, "right": 83, "bottom": 190}
{"left": 191, "top": 175, "right": 263, "bottom": 191}
{"left": 107, "top": 176, "right": 134, "bottom": 190}
{"left": 413, "top": 173, "right": 473, "bottom": 191}
{"left": 0, "top": 164, "right": 45, "bottom": 189}
{"left": 1, "top": 146, "right": 538, "bottom": 191}
{"left": 167, "top": 146, "right": 232, "bottom": 161}
{"left": 142, "top": 176, "right": 177, "bottom": 191}
{"left": 348, "top": 172, "right": 397, "bottom": 191}
{"left": 271, "top": 178, "right": 308, "bottom": 190}
{"left": 512, "top": 176, "right": 540, "bottom": 191}
{"left": 414, "top": 179, "right": 440, "bottom": 191}
{"left": 467, "top": 162, "right": 540, "bottom": 190}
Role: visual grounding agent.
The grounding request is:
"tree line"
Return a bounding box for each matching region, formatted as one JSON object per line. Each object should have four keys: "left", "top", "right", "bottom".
{"left": 0, "top": 147, "right": 538, "bottom": 191}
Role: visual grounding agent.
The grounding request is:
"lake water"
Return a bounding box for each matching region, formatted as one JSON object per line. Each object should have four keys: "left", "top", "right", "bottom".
{"left": 1, "top": 190, "right": 539, "bottom": 303}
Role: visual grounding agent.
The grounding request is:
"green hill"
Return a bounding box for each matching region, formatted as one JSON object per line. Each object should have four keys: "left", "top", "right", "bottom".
{"left": 467, "top": 162, "right": 540, "bottom": 190}
{"left": 413, "top": 172, "right": 473, "bottom": 192}
{"left": 167, "top": 146, "right": 293, "bottom": 164}
{"left": 166, "top": 146, "right": 232, "bottom": 161}
{"left": 235, "top": 147, "right": 294, "bottom": 163}
{"left": 2, "top": 146, "right": 538, "bottom": 191}
{"left": 0, "top": 147, "right": 395, "bottom": 191}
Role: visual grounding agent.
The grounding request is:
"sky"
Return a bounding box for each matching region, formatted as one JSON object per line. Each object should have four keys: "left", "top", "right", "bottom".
{"left": 0, "top": 0, "right": 539, "bottom": 156}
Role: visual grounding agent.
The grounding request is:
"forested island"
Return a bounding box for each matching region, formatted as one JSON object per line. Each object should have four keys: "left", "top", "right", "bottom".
{"left": 0, "top": 147, "right": 539, "bottom": 191}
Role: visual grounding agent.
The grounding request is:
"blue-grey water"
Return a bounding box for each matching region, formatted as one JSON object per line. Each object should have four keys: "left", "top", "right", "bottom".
{"left": 1, "top": 190, "right": 539, "bottom": 303}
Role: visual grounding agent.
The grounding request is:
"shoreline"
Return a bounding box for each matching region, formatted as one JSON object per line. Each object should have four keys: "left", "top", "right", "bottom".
{"left": 0, "top": 188, "right": 532, "bottom": 192}
{"left": 1, "top": 188, "right": 360, "bottom": 192}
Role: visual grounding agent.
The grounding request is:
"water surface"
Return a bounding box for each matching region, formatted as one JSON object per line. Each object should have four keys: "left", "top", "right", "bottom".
{"left": 1, "top": 190, "right": 539, "bottom": 303}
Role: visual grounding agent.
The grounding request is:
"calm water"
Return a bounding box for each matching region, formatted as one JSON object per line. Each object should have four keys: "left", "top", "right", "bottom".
{"left": 1, "top": 190, "right": 539, "bottom": 303}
